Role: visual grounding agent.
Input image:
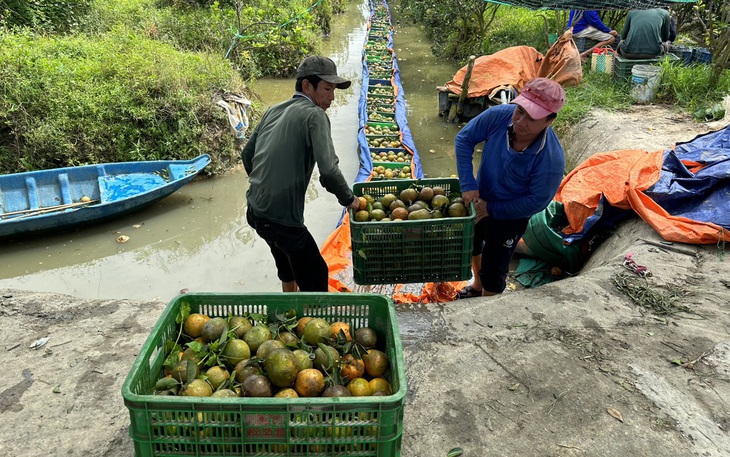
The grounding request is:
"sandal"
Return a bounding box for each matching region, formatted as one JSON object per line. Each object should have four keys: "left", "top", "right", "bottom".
{"left": 456, "top": 285, "right": 483, "bottom": 299}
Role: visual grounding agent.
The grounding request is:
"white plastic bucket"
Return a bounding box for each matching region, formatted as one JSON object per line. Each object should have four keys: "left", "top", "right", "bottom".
{"left": 630, "top": 65, "right": 661, "bottom": 103}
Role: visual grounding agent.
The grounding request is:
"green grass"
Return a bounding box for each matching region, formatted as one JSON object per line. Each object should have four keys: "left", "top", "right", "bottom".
{"left": 481, "top": 7, "right": 546, "bottom": 55}
{"left": 554, "top": 70, "right": 631, "bottom": 172}
{"left": 657, "top": 60, "right": 730, "bottom": 118}
{"left": 0, "top": 28, "right": 250, "bottom": 174}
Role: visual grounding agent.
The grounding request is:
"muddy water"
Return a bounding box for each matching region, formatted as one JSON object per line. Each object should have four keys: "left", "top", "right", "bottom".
{"left": 388, "top": 2, "right": 463, "bottom": 178}
{"left": 0, "top": 0, "right": 463, "bottom": 302}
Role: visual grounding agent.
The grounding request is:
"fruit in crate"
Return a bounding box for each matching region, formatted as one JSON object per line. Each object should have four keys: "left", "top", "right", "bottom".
{"left": 352, "top": 185, "right": 470, "bottom": 222}
{"left": 366, "top": 94, "right": 394, "bottom": 105}
{"left": 367, "top": 112, "right": 393, "bottom": 122}
{"left": 371, "top": 150, "right": 412, "bottom": 163}
{"left": 369, "top": 86, "right": 394, "bottom": 96}
{"left": 154, "top": 309, "right": 394, "bottom": 400}
{"left": 372, "top": 165, "right": 411, "bottom": 180}
{"left": 367, "top": 136, "right": 400, "bottom": 148}
{"left": 365, "top": 124, "right": 398, "bottom": 135}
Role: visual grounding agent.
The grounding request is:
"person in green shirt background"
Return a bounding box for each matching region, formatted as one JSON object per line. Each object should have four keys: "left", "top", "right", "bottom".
{"left": 242, "top": 56, "right": 360, "bottom": 292}
{"left": 617, "top": 8, "right": 672, "bottom": 59}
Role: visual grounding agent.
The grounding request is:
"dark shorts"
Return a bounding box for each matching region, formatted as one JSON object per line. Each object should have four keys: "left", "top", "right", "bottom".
{"left": 246, "top": 208, "right": 329, "bottom": 292}
{"left": 472, "top": 216, "right": 530, "bottom": 294}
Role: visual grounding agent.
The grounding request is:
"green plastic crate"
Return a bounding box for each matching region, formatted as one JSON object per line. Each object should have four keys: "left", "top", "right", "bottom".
{"left": 122, "top": 292, "right": 406, "bottom": 457}
{"left": 371, "top": 162, "right": 412, "bottom": 180}
{"left": 365, "top": 122, "right": 399, "bottom": 133}
{"left": 614, "top": 53, "right": 679, "bottom": 82}
{"left": 368, "top": 113, "right": 396, "bottom": 123}
{"left": 351, "top": 178, "right": 475, "bottom": 285}
{"left": 368, "top": 85, "right": 393, "bottom": 94}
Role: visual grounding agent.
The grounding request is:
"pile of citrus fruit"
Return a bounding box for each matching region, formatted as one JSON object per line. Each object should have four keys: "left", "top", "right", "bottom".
{"left": 153, "top": 308, "right": 392, "bottom": 399}
{"left": 353, "top": 184, "right": 469, "bottom": 222}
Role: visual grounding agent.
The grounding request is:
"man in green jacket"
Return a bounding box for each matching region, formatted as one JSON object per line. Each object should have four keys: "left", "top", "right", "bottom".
{"left": 617, "top": 8, "right": 671, "bottom": 59}
{"left": 242, "top": 56, "right": 360, "bottom": 292}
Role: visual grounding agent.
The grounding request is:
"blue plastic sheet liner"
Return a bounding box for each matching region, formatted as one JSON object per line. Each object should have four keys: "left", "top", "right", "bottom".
{"left": 646, "top": 127, "right": 730, "bottom": 229}
{"left": 354, "top": 1, "right": 424, "bottom": 185}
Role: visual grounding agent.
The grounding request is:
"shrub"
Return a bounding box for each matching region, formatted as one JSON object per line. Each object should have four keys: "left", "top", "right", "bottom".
{"left": 0, "top": 28, "right": 252, "bottom": 174}
{"left": 80, "top": 0, "right": 321, "bottom": 79}
{"left": 481, "top": 7, "right": 545, "bottom": 55}
{"left": 0, "top": 0, "right": 92, "bottom": 33}
{"left": 657, "top": 60, "right": 730, "bottom": 114}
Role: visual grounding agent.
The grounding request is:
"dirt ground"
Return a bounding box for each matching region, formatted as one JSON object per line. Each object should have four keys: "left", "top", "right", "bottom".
{"left": 1, "top": 105, "right": 729, "bottom": 457}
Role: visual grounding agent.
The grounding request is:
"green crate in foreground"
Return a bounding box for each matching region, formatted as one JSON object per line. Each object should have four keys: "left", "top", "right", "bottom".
{"left": 122, "top": 292, "right": 406, "bottom": 457}
{"left": 351, "top": 178, "right": 475, "bottom": 285}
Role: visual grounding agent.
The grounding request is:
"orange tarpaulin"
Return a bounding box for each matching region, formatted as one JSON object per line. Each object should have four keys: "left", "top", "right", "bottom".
{"left": 443, "top": 30, "right": 582, "bottom": 99}
{"left": 322, "top": 215, "right": 467, "bottom": 303}
{"left": 556, "top": 148, "right": 726, "bottom": 245}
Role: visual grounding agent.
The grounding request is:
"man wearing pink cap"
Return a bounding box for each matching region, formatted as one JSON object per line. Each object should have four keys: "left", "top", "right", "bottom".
{"left": 455, "top": 77, "right": 566, "bottom": 298}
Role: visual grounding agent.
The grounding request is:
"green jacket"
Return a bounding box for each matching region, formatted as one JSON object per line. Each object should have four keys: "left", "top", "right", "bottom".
{"left": 620, "top": 9, "right": 671, "bottom": 57}
{"left": 242, "top": 94, "right": 354, "bottom": 227}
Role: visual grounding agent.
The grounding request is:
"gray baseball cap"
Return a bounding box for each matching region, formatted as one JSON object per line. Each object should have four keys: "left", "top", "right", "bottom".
{"left": 296, "top": 56, "right": 351, "bottom": 89}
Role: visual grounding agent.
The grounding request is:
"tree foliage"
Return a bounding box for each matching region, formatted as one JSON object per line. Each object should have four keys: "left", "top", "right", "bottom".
{"left": 0, "top": 29, "right": 250, "bottom": 174}
{"left": 0, "top": 0, "right": 92, "bottom": 32}
{"left": 673, "top": 1, "right": 729, "bottom": 80}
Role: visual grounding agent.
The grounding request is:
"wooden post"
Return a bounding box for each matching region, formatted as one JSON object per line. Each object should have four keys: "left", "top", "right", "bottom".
{"left": 448, "top": 55, "right": 476, "bottom": 123}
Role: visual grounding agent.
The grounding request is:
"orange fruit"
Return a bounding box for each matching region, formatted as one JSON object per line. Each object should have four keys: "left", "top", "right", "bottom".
{"left": 242, "top": 374, "right": 272, "bottom": 397}
{"left": 313, "top": 345, "right": 340, "bottom": 372}
{"left": 264, "top": 348, "right": 299, "bottom": 388}
{"left": 363, "top": 349, "right": 389, "bottom": 378}
{"left": 201, "top": 317, "right": 228, "bottom": 343}
{"left": 322, "top": 385, "right": 351, "bottom": 397}
{"left": 277, "top": 331, "right": 299, "bottom": 347}
{"left": 181, "top": 379, "right": 213, "bottom": 397}
{"left": 183, "top": 313, "right": 210, "bottom": 338}
{"left": 357, "top": 196, "right": 368, "bottom": 211}
{"left": 346, "top": 378, "right": 372, "bottom": 397}
{"left": 230, "top": 316, "right": 253, "bottom": 338}
{"left": 369, "top": 377, "right": 392, "bottom": 395}
{"left": 233, "top": 359, "right": 261, "bottom": 383}
{"left": 205, "top": 366, "right": 230, "bottom": 390}
{"left": 390, "top": 207, "right": 408, "bottom": 220}
{"left": 221, "top": 339, "right": 251, "bottom": 369}
{"left": 355, "top": 327, "right": 377, "bottom": 348}
{"left": 330, "top": 321, "right": 352, "bottom": 341}
{"left": 274, "top": 388, "right": 299, "bottom": 398}
{"left": 243, "top": 325, "right": 272, "bottom": 355}
{"left": 354, "top": 210, "right": 370, "bottom": 222}
{"left": 295, "top": 317, "right": 313, "bottom": 338}
{"left": 294, "top": 369, "right": 325, "bottom": 397}
{"left": 340, "top": 353, "right": 365, "bottom": 381}
{"left": 303, "top": 318, "right": 331, "bottom": 345}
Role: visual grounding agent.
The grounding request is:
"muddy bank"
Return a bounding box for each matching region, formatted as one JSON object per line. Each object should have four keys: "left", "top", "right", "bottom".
{"left": 1, "top": 216, "right": 729, "bottom": 456}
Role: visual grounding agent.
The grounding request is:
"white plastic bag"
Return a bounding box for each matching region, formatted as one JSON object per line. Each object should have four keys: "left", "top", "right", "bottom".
{"left": 216, "top": 95, "right": 251, "bottom": 139}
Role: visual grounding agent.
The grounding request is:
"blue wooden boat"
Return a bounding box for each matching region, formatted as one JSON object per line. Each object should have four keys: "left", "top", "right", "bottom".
{"left": 0, "top": 154, "right": 211, "bottom": 239}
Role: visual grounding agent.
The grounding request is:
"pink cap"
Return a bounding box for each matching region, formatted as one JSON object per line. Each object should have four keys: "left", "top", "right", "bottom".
{"left": 512, "top": 78, "right": 566, "bottom": 119}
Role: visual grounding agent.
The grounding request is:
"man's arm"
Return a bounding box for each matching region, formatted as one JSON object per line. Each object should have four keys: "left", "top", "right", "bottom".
{"left": 584, "top": 11, "right": 612, "bottom": 34}
{"left": 308, "top": 111, "right": 356, "bottom": 206}
{"left": 241, "top": 128, "right": 258, "bottom": 175}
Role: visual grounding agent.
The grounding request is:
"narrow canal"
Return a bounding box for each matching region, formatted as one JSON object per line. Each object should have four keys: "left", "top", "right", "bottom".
{"left": 0, "top": 0, "right": 464, "bottom": 301}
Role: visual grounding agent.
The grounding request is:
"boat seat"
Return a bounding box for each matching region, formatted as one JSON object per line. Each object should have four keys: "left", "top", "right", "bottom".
{"left": 58, "top": 173, "right": 73, "bottom": 205}
{"left": 25, "top": 177, "right": 39, "bottom": 210}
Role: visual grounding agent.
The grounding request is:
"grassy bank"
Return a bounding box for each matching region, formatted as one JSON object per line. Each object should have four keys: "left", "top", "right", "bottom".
{"left": 0, "top": 0, "right": 349, "bottom": 175}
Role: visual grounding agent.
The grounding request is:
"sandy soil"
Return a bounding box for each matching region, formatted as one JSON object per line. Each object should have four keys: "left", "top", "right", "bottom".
{"left": 1, "top": 105, "right": 728, "bottom": 457}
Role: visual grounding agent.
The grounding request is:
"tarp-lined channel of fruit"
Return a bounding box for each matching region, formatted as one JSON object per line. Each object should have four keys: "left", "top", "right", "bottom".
{"left": 353, "top": 184, "right": 468, "bottom": 222}
{"left": 153, "top": 304, "right": 392, "bottom": 400}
